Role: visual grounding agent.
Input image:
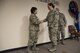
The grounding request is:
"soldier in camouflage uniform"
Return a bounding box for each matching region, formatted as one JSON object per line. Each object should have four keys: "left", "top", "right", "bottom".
{"left": 27, "top": 7, "right": 41, "bottom": 53}
{"left": 42, "top": 3, "right": 60, "bottom": 52}
{"left": 55, "top": 8, "right": 67, "bottom": 45}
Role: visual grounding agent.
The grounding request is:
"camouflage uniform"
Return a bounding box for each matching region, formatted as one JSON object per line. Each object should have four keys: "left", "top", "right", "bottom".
{"left": 58, "top": 13, "right": 67, "bottom": 44}
{"left": 43, "top": 10, "right": 59, "bottom": 52}
{"left": 27, "top": 14, "right": 41, "bottom": 53}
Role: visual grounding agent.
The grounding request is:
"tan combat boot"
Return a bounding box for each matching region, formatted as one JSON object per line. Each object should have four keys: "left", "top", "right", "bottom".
{"left": 48, "top": 46, "right": 56, "bottom": 52}
{"left": 32, "top": 43, "right": 39, "bottom": 51}
{"left": 27, "top": 47, "right": 32, "bottom": 53}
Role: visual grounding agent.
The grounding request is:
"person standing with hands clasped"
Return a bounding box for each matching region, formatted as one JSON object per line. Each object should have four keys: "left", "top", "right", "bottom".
{"left": 55, "top": 8, "right": 67, "bottom": 45}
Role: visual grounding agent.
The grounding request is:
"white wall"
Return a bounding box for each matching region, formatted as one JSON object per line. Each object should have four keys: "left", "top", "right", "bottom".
{"left": 78, "top": 0, "right": 80, "bottom": 11}
{"left": 0, "top": 0, "right": 79, "bottom": 51}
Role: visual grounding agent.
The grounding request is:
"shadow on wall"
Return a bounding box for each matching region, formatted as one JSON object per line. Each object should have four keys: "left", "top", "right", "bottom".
{"left": 20, "top": 15, "right": 29, "bottom": 46}
{"left": 37, "top": 23, "right": 45, "bottom": 43}
{"left": 38, "top": 24, "right": 45, "bottom": 36}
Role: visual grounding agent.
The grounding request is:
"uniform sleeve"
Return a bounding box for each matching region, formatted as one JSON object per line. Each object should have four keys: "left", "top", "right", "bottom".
{"left": 43, "top": 12, "right": 55, "bottom": 23}
{"left": 49, "top": 13, "right": 55, "bottom": 23}
{"left": 63, "top": 14, "right": 67, "bottom": 26}
{"left": 43, "top": 14, "right": 48, "bottom": 22}
{"left": 31, "top": 16, "right": 41, "bottom": 25}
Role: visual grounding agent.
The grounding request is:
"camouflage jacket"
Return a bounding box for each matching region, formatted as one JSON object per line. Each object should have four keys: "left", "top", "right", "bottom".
{"left": 43, "top": 10, "right": 59, "bottom": 28}
{"left": 29, "top": 14, "right": 41, "bottom": 31}
{"left": 59, "top": 13, "right": 67, "bottom": 26}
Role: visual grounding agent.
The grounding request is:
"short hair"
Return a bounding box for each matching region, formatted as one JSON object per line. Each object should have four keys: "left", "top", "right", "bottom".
{"left": 30, "top": 7, "right": 37, "bottom": 14}
{"left": 56, "top": 8, "right": 59, "bottom": 11}
{"left": 48, "top": 3, "right": 55, "bottom": 8}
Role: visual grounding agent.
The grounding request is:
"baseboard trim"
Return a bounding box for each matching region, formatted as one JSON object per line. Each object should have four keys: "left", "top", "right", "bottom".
{"left": 0, "top": 37, "right": 70, "bottom": 53}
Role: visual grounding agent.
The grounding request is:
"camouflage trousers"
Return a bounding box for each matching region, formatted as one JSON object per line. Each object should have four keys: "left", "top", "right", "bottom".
{"left": 49, "top": 27, "right": 58, "bottom": 46}
{"left": 28, "top": 30, "right": 39, "bottom": 46}
{"left": 57, "top": 26, "right": 65, "bottom": 42}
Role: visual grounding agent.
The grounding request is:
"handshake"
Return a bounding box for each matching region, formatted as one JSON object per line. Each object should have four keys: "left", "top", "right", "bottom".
{"left": 40, "top": 20, "right": 44, "bottom": 24}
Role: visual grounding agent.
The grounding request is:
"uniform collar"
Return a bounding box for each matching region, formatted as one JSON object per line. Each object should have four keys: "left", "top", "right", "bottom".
{"left": 31, "top": 14, "right": 36, "bottom": 16}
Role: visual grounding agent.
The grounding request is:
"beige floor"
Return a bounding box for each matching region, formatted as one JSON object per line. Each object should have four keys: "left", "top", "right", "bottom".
{"left": 3, "top": 39, "right": 80, "bottom": 53}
